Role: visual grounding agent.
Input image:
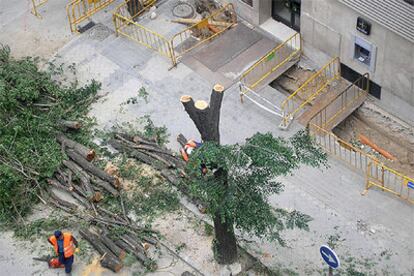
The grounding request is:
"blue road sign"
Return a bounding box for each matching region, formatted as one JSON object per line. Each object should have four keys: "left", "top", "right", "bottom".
{"left": 320, "top": 245, "right": 340, "bottom": 269}
{"left": 408, "top": 181, "right": 414, "bottom": 190}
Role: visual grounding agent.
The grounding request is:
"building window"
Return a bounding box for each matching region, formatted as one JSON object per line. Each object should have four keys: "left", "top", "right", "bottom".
{"left": 353, "top": 36, "right": 376, "bottom": 72}
{"left": 240, "top": 0, "right": 253, "bottom": 7}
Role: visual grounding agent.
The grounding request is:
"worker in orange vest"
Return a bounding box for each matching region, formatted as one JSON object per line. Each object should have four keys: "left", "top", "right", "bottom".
{"left": 48, "top": 230, "right": 79, "bottom": 274}
{"left": 180, "top": 139, "right": 207, "bottom": 174}
{"left": 180, "top": 139, "right": 202, "bottom": 162}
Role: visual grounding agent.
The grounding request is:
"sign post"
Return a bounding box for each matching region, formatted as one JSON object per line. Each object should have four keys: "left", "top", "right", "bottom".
{"left": 320, "top": 245, "right": 340, "bottom": 275}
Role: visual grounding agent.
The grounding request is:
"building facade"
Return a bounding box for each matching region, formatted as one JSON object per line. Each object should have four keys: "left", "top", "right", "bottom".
{"left": 231, "top": 0, "right": 414, "bottom": 124}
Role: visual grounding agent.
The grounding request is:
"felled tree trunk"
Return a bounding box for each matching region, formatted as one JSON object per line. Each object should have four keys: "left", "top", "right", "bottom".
{"left": 59, "top": 120, "right": 82, "bottom": 130}
{"left": 67, "top": 150, "right": 121, "bottom": 189}
{"left": 180, "top": 84, "right": 238, "bottom": 264}
{"left": 57, "top": 134, "right": 96, "bottom": 161}
{"left": 79, "top": 229, "right": 123, "bottom": 272}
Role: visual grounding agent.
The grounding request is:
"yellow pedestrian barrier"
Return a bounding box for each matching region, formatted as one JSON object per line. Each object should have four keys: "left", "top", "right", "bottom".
{"left": 113, "top": 2, "right": 236, "bottom": 67}
{"left": 365, "top": 162, "right": 414, "bottom": 204}
{"left": 280, "top": 57, "right": 341, "bottom": 129}
{"left": 112, "top": 0, "right": 175, "bottom": 65}
{"left": 66, "top": 0, "right": 117, "bottom": 33}
{"left": 306, "top": 72, "right": 413, "bottom": 204}
{"left": 31, "top": 0, "right": 49, "bottom": 18}
{"left": 239, "top": 32, "right": 301, "bottom": 99}
{"left": 171, "top": 3, "right": 237, "bottom": 62}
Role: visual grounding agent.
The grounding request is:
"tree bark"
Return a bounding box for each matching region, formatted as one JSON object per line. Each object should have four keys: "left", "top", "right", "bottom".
{"left": 79, "top": 229, "right": 123, "bottom": 272}
{"left": 57, "top": 134, "right": 96, "bottom": 161}
{"left": 180, "top": 84, "right": 238, "bottom": 264}
{"left": 91, "top": 177, "right": 119, "bottom": 196}
{"left": 100, "top": 234, "right": 126, "bottom": 260}
{"left": 115, "top": 239, "right": 149, "bottom": 264}
{"left": 59, "top": 120, "right": 82, "bottom": 131}
{"left": 66, "top": 150, "right": 121, "bottom": 189}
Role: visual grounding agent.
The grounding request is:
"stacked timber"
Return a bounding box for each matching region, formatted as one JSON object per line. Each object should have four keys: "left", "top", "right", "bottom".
{"left": 44, "top": 134, "right": 158, "bottom": 272}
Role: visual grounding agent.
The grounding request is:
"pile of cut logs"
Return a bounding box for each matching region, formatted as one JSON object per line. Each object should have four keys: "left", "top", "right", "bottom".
{"left": 108, "top": 132, "right": 207, "bottom": 212}
{"left": 43, "top": 133, "right": 158, "bottom": 272}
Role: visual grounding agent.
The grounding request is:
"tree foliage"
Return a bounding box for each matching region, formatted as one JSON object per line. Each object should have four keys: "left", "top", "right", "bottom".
{"left": 185, "top": 130, "right": 327, "bottom": 244}
{"left": 0, "top": 45, "right": 99, "bottom": 222}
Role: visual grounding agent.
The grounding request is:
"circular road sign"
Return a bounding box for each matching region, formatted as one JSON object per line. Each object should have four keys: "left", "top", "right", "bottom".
{"left": 320, "top": 245, "right": 340, "bottom": 269}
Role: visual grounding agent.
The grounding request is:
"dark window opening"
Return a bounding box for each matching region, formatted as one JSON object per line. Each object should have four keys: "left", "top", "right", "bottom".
{"left": 272, "top": 0, "right": 301, "bottom": 31}
{"left": 240, "top": 0, "right": 253, "bottom": 7}
{"left": 341, "top": 63, "right": 381, "bottom": 99}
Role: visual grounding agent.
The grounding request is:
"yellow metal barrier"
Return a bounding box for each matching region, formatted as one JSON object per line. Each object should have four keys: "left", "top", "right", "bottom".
{"left": 309, "top": 123, "right": 377, "bottom": 173}
{"left": 171, "top": 3, "right": 237, "bottom": 61}
{"left": 366, "top": 162, "right": 414, "bottom": 204}
{"left": 239, "top": 32, "right": 301, "bottom": 99}
{"left": 67, "top": 0, "right": 117, "bottom": 33}
{"left": 309, "top": 123, "right": 414, "bottom": 204}
{"left": 113, "top": 0, "right": 175, "bottom": 65}
{"left": 31, "top": 0, "right": 49, "bottom": 18}
{"left": 309, "top": 73, "right": 369, "bottom": 130}
{"left": 280, "top": 57, "right": 341, "bottom": 129}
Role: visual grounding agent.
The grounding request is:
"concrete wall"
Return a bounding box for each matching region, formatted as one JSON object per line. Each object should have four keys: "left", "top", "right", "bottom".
{"left": 300, "top": 0, "right": 414, "bottom": 124}
{"left": 226, "top": 0, "right": 271, "bottom": 25}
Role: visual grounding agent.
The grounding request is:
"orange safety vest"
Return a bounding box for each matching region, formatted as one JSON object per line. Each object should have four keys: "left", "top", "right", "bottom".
{"left": 180, "top": 140, "right": 198, "bottom": 162}
{"left": 48, "top": 232, "right": 75, "bottom": 258}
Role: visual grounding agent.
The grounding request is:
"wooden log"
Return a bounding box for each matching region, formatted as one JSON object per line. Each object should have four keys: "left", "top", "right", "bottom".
{"left": 63, "top": 160, "right": 94, "bottom": 194}
{"left": 48, "top": 189, "right": 78, "bottom": 210}
{"left": 100, "top": 234, "right": 126, "bottom": 260}
{"left": 96, "top": 206, "right": 128, "bottom": 224}
{"left": 115, "top": 134, "right": 184, "bottom": 168}
{"left": 114, "top": 132, "right": 158, "bottom": 147}
{"left": 91, "top": 177, "right": 120, "bottom": 196}
{"left": 109, "top": 139, "right": 166, "bottom": 170}
{"left": 60, "top": 120, "right": 82, "bottom": 130}
{"left": 57, "top": 134, "right": 95, "bottom": 161}
{"left": 122, "top": 234, "right": 145, "bottom": 251}
{"left": 79, "top": 229, "right": 123, "bottom": 273}
{"left": 177, "top": 134, "right": 187, "bottom": 147}
{"left": 143, "top": 150, "right": 176, "bottom": 168}
{"left": 115, "top": 239, "right": 149, "bottom": 264}
{"left": 63, "top": 160, "right": 101, "bottom": 201}
{"left": 67, "top": 150, "right": 121, "bottom": 189}
{"left": 48, "top": 179, "right": 92, "bottom": 209}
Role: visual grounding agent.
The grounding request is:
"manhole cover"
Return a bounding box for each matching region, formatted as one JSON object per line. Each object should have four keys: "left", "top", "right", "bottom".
{"left": 172, "top": 2, "right": 195, "bottom": 18}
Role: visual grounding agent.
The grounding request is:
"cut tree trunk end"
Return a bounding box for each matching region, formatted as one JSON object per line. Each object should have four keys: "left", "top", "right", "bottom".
{"left": 57, "top": 134, "right": 96, "bottom": 161}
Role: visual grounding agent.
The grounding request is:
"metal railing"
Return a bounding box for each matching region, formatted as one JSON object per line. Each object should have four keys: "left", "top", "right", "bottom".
{"left": 279, "top": 57, "right": 341, "bottom": 129}
{"left": 113, "top": 0, "right": 175, "bottom": 65}
{"left": 239, "top": 32, "right": 301, "bottom": 100}
{"left": 309, "top": 123, "right": 414, "bottom": 204}
{"left": 66, "top": 0, "right": 117, "bottom": 33}
{"left": 309, "top": 73, "right": 369, "bottom": 130}
{"left": 171, "top": 3, "right": 237, "bottom": 62}
{"left": 31, "top": 0, "right": 49, "bottom": 18}
{"left": 366, "top": 162, "right": 414, "bottom": 204}
{"left": 309, "top": 123, "right": 376, "bottom": 173}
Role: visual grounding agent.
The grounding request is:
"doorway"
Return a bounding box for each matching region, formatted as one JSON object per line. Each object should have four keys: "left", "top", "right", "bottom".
{"left": 272, "top": 0, "right": 301, "bottom": 31}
